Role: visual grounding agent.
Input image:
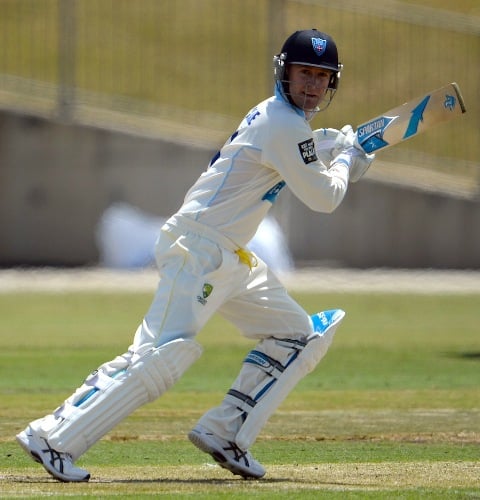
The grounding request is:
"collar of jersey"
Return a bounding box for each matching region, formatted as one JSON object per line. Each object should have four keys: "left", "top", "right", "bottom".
{"left": 274, "top": 82, "right": 305, "bottom": 119}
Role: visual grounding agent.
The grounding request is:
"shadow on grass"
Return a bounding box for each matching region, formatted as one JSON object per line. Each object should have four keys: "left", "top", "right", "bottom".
{"left": 445, "top": 351, "right": 480, "bottom": 360}
{"left": 6, "top": 474, "right": 295, "bottom": 485}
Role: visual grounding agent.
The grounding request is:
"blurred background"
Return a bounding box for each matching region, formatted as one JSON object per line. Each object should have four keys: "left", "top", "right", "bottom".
{"left": 0, "top": 0, "right": 479, "bottom": 269}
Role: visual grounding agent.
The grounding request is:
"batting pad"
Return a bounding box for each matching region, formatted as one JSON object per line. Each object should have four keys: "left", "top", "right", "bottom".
{"left": 46, "top": 338, "right": 202, "bottom": 460}
{"left": 235, "top": 309, "right": 345, "bottom": 450}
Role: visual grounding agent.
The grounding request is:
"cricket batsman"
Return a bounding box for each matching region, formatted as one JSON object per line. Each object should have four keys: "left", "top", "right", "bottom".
{"left": 16, "top": 29, "right": 374, "bottom": 481}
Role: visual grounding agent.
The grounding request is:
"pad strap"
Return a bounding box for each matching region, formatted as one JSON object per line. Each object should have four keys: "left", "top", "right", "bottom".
{"left": 244, "top": 350, "right": 286, "bottom": 379}
{"left": 225, "top": 389, "right": 257, "bottom": 414}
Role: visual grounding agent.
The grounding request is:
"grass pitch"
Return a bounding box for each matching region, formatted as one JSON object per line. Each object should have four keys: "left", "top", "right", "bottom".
{"left": 1, "top": 291, "right": 479, "bottom": 498}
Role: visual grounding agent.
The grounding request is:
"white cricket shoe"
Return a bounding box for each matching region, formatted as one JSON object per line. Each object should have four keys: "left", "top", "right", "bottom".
{"left": 188, "top": 424, "right": 265, "bottom": 479}
{"left": 16, "top": 425, "right": 90, "bottom": 482}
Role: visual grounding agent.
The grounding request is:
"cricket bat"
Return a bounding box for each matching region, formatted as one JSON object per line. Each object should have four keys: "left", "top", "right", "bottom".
{"left": 356, "top": 82, "right": 467, "bottom": 154}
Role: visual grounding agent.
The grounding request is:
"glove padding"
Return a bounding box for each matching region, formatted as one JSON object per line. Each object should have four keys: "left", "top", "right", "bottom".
{"left": 332, "top": 125, "right": 375, "bottom": 183}
{"left": 312, "top": 127, "right": 340, "bottom": 165}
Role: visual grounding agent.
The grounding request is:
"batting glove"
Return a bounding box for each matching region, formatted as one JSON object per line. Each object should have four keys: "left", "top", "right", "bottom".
{"left": 312, "top": 127, "right": 340, "bottom": 165}
{"left": 332, "top": 125, "right": 375, "bottom": 183}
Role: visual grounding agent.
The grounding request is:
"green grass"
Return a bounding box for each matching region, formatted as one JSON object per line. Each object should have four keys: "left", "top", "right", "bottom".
{"left": 1, "top": 291, "right": 479, "bottom": 497}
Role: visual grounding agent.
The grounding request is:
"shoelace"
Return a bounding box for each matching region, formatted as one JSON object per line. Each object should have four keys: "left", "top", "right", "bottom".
{"left": 223, "top": 441, "right": 250, "bottom": 466}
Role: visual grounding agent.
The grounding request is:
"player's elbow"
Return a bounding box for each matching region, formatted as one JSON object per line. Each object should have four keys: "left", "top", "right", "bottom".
{"left": 306, "top": 195, "right": 344, "bottom": 213}
{"left": 308, "top": 186, "right": 347, "bottom": 213}
{"left": 291, "top": 176, "right": 348, "bottom": 213}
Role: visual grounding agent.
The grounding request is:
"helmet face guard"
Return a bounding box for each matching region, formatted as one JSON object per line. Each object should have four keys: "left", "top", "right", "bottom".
{"left": 273, "top": 29, "right": 343, "bottom": 118}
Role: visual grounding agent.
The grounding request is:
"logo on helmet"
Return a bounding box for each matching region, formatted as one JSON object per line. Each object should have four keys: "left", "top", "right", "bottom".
{"left": 311, "top": 37, "right": 327, "bottom": 56}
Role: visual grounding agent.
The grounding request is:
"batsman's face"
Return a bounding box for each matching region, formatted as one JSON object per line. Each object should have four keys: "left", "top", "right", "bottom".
{"left": 287, "top": 64, "right": 333, "bottom": 112}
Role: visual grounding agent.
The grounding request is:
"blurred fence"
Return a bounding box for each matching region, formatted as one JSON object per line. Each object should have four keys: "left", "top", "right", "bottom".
{"left": 0, "top": 0, "right": 479, "bottom": 188}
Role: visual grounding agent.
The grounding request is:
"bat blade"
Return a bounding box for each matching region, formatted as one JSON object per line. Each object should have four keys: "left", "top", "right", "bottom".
{"left": 356, "top": 82, "right": 467, "bottom": 154}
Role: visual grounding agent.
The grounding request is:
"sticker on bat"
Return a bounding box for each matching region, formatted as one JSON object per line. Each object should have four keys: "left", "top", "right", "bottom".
{"left": 444, "top": 93, "right": 457, "bottom": 111}
{"left": 356, "top": 115, "right": 398, "bottom": 153}
{"left": 403, "top": 95, "right": 430, "bottom": 139}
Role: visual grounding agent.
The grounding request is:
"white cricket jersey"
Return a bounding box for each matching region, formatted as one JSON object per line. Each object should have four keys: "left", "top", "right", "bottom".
{"left": 175, "top": 86, "right": 349, "bottom": 247}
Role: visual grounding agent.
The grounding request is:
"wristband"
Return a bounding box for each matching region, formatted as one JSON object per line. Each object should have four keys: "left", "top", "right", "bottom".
{"left": 331, "top": 152, "right": 351, "bottom": 168}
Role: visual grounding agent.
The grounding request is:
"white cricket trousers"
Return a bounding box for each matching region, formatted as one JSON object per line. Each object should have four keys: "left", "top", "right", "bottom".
{"left": 131, "top": 215, "right": 314, "bottom": 355}
{"left": 29, "top": 215, "right": 321, "bottom": 460}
